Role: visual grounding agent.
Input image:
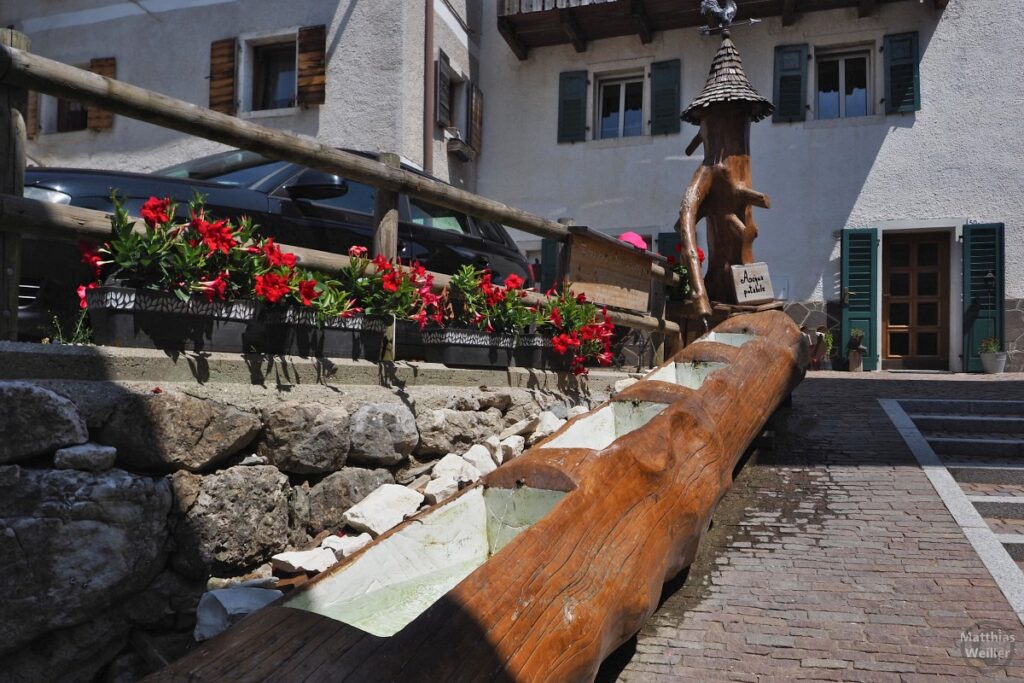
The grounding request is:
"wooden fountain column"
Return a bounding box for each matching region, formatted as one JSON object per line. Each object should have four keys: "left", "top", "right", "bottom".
{"left": 679, "top": 104, "right": 771, "bottom": 318}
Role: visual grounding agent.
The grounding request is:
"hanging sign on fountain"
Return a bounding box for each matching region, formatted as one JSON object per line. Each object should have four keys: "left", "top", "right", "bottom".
{"left": 731, "top": 262, "right": 774, "bottom": 304}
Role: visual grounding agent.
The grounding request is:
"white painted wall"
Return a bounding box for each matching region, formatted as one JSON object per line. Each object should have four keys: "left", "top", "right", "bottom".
{"left": 2, "top": 0, "right": 476, "bottom": 188}
{"left": 476, "top": 0, "right": 1024, "bottom": 302}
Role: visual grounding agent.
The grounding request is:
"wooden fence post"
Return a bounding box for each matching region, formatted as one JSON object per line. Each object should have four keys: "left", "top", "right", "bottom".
{"left": 0, "top": 29, "right": 29, "bottom": 341}
{"left": 372, "top": 152, "right": 400, "bottom": 262}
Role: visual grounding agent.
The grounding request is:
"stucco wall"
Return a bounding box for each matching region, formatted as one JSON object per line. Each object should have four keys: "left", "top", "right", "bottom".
{"left": 476, "top": 0, "right": 1024, "bottom": 302}
{"left": 2, "top": 0, "right": 468, "bottom": 183}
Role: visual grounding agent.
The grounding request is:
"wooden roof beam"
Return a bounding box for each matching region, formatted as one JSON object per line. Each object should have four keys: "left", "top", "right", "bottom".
{"left": 559, "top": 9, "right": 587, "bottom": 53}
{"left": 497, "top": 16, "right": 529, "bottom": 61}
{"left": 857, "top": 0, "right": 877, "bottom": 17}
{"left": 781, "top": 0, "right": 798, "bottom": 26}
{"left": 631, "top": 0, "right": 653, "bottom": 45}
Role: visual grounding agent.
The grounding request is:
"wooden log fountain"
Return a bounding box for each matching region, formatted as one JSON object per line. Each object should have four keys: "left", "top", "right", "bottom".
{"left": 148, "top": 311, "right": 807, "bottom": 682}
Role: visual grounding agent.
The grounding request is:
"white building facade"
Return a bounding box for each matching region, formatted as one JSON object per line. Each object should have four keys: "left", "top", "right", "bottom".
{"left": 477, "top": 0, "right": 1023, "bottom": 372}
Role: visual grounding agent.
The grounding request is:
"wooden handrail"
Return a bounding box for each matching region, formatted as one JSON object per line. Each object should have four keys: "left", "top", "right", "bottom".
{"left": 0, "top": 194, "right": 680, "bottom": 334}
{"left": 0, "top": 44, "right": 679, "bottom": 288}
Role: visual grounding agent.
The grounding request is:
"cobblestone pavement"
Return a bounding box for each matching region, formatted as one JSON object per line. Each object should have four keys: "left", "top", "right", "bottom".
{"left": 599, "top": 372, "right": 1024, "bottom": 682}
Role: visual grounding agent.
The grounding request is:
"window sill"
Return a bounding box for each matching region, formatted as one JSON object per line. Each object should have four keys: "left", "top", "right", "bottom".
{"left": 777, "top": 113, "right": 904, "bottom": 130}
{"left": 586, "top": 135, "right": 655, "bottom": 150}
{"left": 239, "top": 107, "right": 300, "bottom": 120}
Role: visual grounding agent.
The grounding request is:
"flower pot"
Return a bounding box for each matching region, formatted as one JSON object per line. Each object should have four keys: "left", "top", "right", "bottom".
{"left": 85, "top": 286, "right": 267, "bottom": 353}
{"left": 263, "top": 308, "right": 387, "bottom": 360}
{"left": 521, "top": 335, "right": 573, "bottom": 371}
{"left": 421, "top": 328, "right": 518, "bottom": 368}
{"left": 395, "top": 320, "right": 426, "bottom": 361}
{"left": 981, "top": 351, "right": 1007, "bottom": 374}
{"left": 847, "top": 349, "right": 863, "bottom": 372}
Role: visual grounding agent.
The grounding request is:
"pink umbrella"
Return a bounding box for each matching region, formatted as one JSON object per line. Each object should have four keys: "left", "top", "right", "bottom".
{"left": 618, "top": 231, "right": 648, "bottom": 250}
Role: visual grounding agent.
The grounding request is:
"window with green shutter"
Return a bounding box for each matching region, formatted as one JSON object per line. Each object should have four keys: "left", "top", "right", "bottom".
{"left": 650, "top": 59, "right": 680, "bottom": 136}
{"left": 962, "top": 223, "right": 1004, "bottom": 372}
{"left": 540, "top": 238, "right": 562, "bottom": 291}
{"left": 884, "top": 32, "right": 920, "bottom": 114}
{"left": 773, "top": 44, "right": 808, "bottom": 123}
{"left": 842, "top": 228, "right": 879, "bottom": 371}
{"left": 557, "top": 71, "right": 588, "bottom": 143}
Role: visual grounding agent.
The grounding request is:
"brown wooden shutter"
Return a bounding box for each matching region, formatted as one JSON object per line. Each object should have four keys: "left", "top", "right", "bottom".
{"left": 296, "top": 25, "right": 327, "bottom": 106}
{"left": 25, "top": 91, "right": 39, "bottom": 139}
{"left": 467, "top": 84, "right": 483, "bottom": 151}
{"left": 209, "top": 38, "right": 237, "bottom": 114}
{"left": 435, "top": 50, "right": 452, "bottom": 127}
{"left": 86, "top": 57, "right": 116, "bottom": 130}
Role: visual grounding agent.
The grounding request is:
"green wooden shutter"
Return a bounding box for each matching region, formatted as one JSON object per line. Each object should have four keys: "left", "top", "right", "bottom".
{"left": 962, "top": 223, "right": 1004, "bottom": 372}
{"left": 773, "top": 44, "right": 808, "bottom": 123}
{"left": 557, "top": 71, "right": 587, "bottom": 143}
{"left": 841, "top": 228, "right": 878, "bottom": 371}
{"left": 884, "top": 32, "right": 920, "bottom": 114}
{"left": 541, "top": 238, "right": 561, "bottom": 291}
{"left": 657, "top": 232, "right": 680, "bottom": 259}
{"left": 650, "top": 59, "right": 681, "bottom": 136}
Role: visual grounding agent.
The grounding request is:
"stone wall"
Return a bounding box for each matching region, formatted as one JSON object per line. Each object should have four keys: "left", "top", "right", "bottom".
{"left": 0, "top": 379, "right": 599, "bottom": 682}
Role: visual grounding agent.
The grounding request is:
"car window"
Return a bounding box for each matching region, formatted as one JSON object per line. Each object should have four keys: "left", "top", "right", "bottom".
{"left": 154, "top": 150, "right": 286, "bottom": 187}
{"left": 290, "top": 169, "right": 376, "bottom": 215}
{"left": 475, "top": 220, "right": 511, "bottom": 246}
{"left": 408, "top": 198, "right": 471, "bottom": 234}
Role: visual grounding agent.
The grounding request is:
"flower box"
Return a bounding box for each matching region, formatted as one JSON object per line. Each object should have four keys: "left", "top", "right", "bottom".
{"left": 85, "top": 286, "right": 268, "bottom": 353}
{"left": 421, "top": 328, "right": 520, "bottom": 368}
{"left": 517, "top": 335, "right": 572, "bottom": 371}
{"left": 263, "top": 309, "right": 388, "bottom": 360}
{"left": 395, "top": 320, "right": 427, "bottom": 361}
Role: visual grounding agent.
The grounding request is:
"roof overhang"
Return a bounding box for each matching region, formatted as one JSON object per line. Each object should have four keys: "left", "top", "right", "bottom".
{"left": 497, "top": 0, "right": 947, "bottom": 60}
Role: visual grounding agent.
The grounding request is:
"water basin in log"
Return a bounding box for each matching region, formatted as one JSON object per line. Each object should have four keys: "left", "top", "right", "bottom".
{"left": 540, "top": 400, "right": 670, "bottom": 451}
{"left": 283, "top": 485, "right": 565, "bottom": 637}
{"left": 645, "top": 360, "right": 728, "bottom": 388}
{"left": 701, "top": 331, "right": 756, "bottom": 347}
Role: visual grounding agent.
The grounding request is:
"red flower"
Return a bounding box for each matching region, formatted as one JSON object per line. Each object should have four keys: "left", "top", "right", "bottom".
{"left": 262, "top": 238, "right": 296, "bottom": 268}
{"left": 572, "top": 364, "right": 588, "bottom": 376}
{"left": 413, "top": 309, "right": 429, "bottom": 330}
{"left": 576, "top": 292, "right": 587, "bottom": 304}
{"left": 76, "top": 282, "right": 98, "bottom": 309}
{"left": 78, "top": 241, "right": 103, "bottom": 278}
{"left": 151, "top": 387, "right": 163, "bottom": 394}
{"left": 253, "top": 272, "right": 292, "bottom": 303}
{"left": 382, "top": 271, "right": 402, "bottom": 293}
{"left": 667, "top": 255, "right": 677, "bottom": 266}
{"left": 200, "top": 271, "right": 230, "bottom": 302}
{"left": 372, "top": 255, "right": 392, "bottom": 272}
{"left": 697, "top": 247, "right": 706, "bottom": 265}
{"left": 550, "top": 306, "right": 562, "bottom": 329}
{"left": 551, "top": 332, "right": 580, "bottom": 355}
{"left": 140, "top": 197, "right": 171, "bottom": 228}
{"left": 196, "top": 218, "right": 237, "bottom": 255}
{"left": 504, "top": 273, "right": 525, "bottom": 290}
{"left": 348, "top": 245, "right": 368, "bottom": 258}
{"left": 297, "top": 279, "right": 320, "bottom": 307}
{"left": 597, "top": 351, "right": 613, "bottom": 366}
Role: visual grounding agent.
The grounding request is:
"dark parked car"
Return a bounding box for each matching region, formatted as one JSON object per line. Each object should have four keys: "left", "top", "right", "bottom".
{"left": 19, "top": 149, "right": 531, "bottom": 338}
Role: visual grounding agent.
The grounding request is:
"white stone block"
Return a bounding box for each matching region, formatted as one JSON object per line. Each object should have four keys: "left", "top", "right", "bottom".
{"left": 424, "top": 475, "right": 460, "bottom": 505}
{"left": 431, "top": 453, "right": 481, "bottom": 484}
{"left": 483, "top": 435, "right": 502, "bottom": 463}
{"left": 527, "top": 411, "right": 566, "bottom": 445}
{"left": 271, "top": 547, "right": 338, "bottom": 574}
{"left": 614, "top": 377, "right": 639, "bottom": 394}
{"left": 53, "top": 443, "right": 117, "bottom": 472}
{"left": 321, "top": 532, "right": 373, "bottom": 559}
{"left": 568, "top": 405, "right": 589, "bottom": 418}
{"left": 498, "top": 435, "right": 526, "bottom": 463}
{"left": 499, "top": 417, "right": 538, "bottom": 440}
{"left": 342, "top": 484, "right": 425, "bottom": 537}
{"left": 193, "top": 587, "right": 282, "bottom": 641}
{"left": 462, "top": 444, "right": 497, "bottom": 476}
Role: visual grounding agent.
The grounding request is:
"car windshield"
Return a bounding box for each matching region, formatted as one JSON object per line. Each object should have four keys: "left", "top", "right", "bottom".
{"left": 153, "top": 150, "right": 285, "bottom": 187}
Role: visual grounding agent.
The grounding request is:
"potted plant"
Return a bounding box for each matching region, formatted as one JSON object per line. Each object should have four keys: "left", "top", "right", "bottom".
{"left": 83, "top": 194, "right": 391, "bottom": 359}
{"left": 846, "top": 328, "right": 867, "bottom": 372}
{"left": 819, "top": 326, "right": 834, "bottom": 371}
{"left": 421, "top": 265, "right": 533, "bottom": 368}
{"left": 534, "top": 289, "right": 614, "bottom": 376}
{"left": 664, "top": 245, "right": 705, "bottom": 319}
{"left": 980, "top": 337, "right": 1007, "bottom": 374}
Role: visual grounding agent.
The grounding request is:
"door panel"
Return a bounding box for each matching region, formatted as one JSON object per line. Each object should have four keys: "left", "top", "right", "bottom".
{"left": 881, "top": 232, "right": 949, "bottom": 370}
{"left": 841, "top": 229, "right": 879, "bottom": 371}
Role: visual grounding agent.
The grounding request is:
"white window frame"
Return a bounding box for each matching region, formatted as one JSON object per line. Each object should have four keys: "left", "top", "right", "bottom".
{"left": 814, "top": 49, "right": 872, "bottom": 120}
{"left": 237, "top": 28, "right": 300, "bottom": 117}
{"left": 595, "top": 72, "right": 646, "bottom": 140}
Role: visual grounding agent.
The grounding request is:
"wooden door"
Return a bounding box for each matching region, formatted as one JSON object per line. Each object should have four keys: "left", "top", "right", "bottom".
{"left": 882, "top": 232, "right": 949, "bottom": 370}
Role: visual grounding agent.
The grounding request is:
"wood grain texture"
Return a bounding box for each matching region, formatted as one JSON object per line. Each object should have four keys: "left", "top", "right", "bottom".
{"left": 86, "top": 57, "right": 116, "bottom": 130}
{"left": 0, "top": 29, "right": 28, "bottom": 340}
{"left": 148, "top": 310, "right": 806, "bottom": 682}
{"left": 296, "top": 25, "right": 326, "bottom": 106}
{"left": 208, "top": 38, "right": 237, "bottom": 114}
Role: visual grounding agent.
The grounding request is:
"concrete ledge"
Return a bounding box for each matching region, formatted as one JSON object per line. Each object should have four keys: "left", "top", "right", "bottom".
{"left": 0, "top": 341, "right": 634, "bottom": 391}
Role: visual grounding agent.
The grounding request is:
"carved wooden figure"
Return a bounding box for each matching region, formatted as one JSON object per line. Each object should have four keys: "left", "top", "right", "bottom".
{"left": 677, "top": 34, "right": 774, "bottom": 317}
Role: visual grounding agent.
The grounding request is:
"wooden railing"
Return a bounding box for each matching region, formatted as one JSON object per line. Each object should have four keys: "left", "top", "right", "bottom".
{"left": 0, "top": 31, "right": 685, "bottom": 353}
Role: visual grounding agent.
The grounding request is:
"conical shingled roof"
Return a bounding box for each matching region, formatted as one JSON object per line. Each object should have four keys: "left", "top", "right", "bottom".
{"left": 681, "top": 35, "right": 774, "bottom": 124}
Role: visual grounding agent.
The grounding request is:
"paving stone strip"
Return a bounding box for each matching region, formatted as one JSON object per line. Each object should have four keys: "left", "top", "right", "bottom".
{"left": 602, "top": 373, "right": 1024, "bottom": 682}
